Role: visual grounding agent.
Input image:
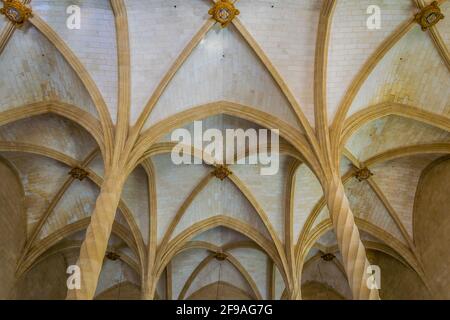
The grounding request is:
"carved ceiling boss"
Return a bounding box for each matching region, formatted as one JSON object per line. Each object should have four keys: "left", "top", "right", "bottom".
{"left": 208, "top": 0, "right": 240, "bottom": 27}
{"left": 0, "top": 0, "right": 32, "bottom": 26}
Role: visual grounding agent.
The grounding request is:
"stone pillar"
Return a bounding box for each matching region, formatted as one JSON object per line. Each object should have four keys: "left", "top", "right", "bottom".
{"left": 66, "top": 171, "right": 125, "bottom": 300}
{"left": 326, "top": 176, "right": 380, "bottom": 300}
{"left": 288, "top": 284, "right": 302, "bottom": 300}
{"left": 141, "top": 274, "right": 158, "bottom": 300}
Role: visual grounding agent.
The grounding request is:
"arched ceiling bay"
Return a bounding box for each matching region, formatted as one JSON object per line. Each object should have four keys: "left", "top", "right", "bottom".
{"left": 346, "top": 115, "right": 450, "bottom": 162}
{"left": 370, "top": 154, "right": 443, "bottom": 238}
{"left": 38, "top": 177, "right": 99, "bottom": 239}
{"left": 0, "top": 26, "right": 98, "bottom": 119}
{"left": 347, "top": 26, "right": 450, "bottom": 118}
{"left": 301, "top": 251, "right": 352, "bottom": 300}
{"left": 185, "top": 257, "right": 254, "bottom": 299}
{"left": 237, "top": 0, "right": 322, "bottom": 125}
{"left": 32, "top": 0, "right": 118, "bottom": 122}
{"left": 126, "top": 0, "right": 210, "bottom": 123}
{"left": 327, "top": 0, "right": 416, "bottom": 121}
{"left": 345, "top": 177, "right": 405, "bottom": 243}
{"left": 145, "top": 23, "right": 300, "bottom": 130}
{"left": 171, "top": 177, "right": 271, "bottom": 241}
{"left": 172, "top": 248, "right": 212, "bottom": 300}
{"left": 0, "top": 114, "right": 97, "bottom": 161}
{"left": 0, "top": 152, "right": 68, "bottom": 236}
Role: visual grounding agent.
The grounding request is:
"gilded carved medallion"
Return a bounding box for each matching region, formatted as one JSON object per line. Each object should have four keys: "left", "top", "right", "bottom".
{"left": 354, "top": 167, "right": 374, "bottom": 182}
{"left": 0, "top": 0, "right": 32, "bottom": 26}
{"left": 212, "top": 165, "right": 232, "bottom": 181}
{"left": 69, "top": 167, "right": 89, "bottom": 181}
{"left": 321, "top": 253, "right": 336, "bottom": 262}
{"left": 214, "top": 252, "right": 228, "bottom": 261}
{"left": 208, "top": 0, "right": 239, "bottom": 28}
{"left": 415, "top": 1, "right": 444, "bottom": 31}
{"left": 105, "top": 251, "right": 121, "bottom": 261}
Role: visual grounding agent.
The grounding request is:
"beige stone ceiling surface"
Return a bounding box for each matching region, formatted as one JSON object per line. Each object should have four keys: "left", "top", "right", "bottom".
{"left": 0, "top": 27, "right": 98, "bottom": 117}
{"left": 327, "top": 0, "right": 417, "bottom": 121}
{"left": 440, "top": 2, "right": 450, "bottom": 46}
{"left": 0, "top": 0, "right": 449, "bottom": 299}
{"left": 32, "top": 0, "right": 118, "bottom": 122}
{"left": 127, "top": 0, "right": 210, "bottom": 124}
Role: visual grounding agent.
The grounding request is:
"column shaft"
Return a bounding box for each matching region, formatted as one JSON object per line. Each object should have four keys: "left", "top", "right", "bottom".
{"left": 141, "top": 274, "right": 158, "bottom": 300}
{"left": 66, "top": 172, "right": 125, "bottom": 300}
{"left": 326, "top": 176, "right": 380, "bottom": 300}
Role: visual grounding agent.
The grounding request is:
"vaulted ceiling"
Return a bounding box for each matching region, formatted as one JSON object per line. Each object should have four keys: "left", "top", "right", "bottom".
{"left": 0, "top": 0, "right": 449, "bottom": 300}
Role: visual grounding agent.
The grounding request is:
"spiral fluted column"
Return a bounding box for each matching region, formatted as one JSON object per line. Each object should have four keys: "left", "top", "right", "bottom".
{"left": 286, "top": 265, "right": 301, "bottom": 300}
{"left": 326, "top": 175, "right": 380, "bottom": 300}
{"left": 288, "top": 284, "right": 302, "bottom": 300}
{"left": 141, "top": 274, "right": 158, "bottom": 300}
{"left": 66, "top": 172, "right": 125, "bottom": 300}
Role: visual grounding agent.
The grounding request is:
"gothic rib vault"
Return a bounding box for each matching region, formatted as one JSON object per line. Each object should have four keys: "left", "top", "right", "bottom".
{"left": 0, "top": 0, "right": 449, "bottom": 300}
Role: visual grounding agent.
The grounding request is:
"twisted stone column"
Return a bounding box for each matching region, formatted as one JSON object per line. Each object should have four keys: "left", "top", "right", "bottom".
{"left": 66, "top": 172, "right": 125, "bottom": 300}
{"left": 141, "top": 274, "right": 158, "bottom": 300}
{"left": 285, "top": 265, "right": 301, "bottom": 300}
{"left": 326, "top": 176, "right": 380, "bottom": 300}
{"left": 288, "top": 284, "right": 302, "bottom": 300}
